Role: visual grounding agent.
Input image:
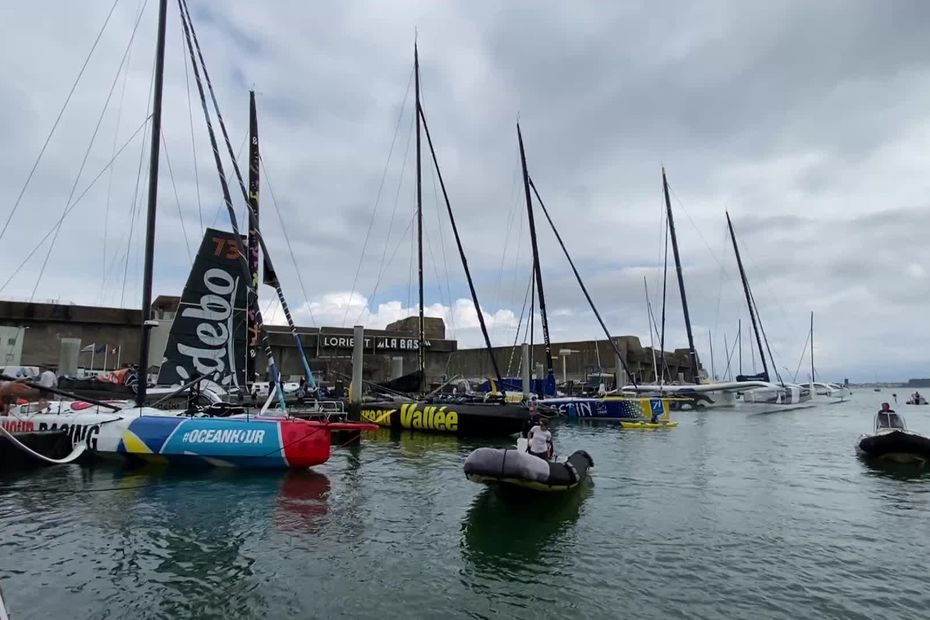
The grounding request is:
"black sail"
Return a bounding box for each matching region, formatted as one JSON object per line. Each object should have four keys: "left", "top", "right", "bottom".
{"left": 156, "top": 228, "right": 248, "bottom": 391}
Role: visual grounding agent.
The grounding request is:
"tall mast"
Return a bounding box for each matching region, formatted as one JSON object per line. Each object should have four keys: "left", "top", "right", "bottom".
{"left": 726, "top": 212, "right": 769, "bottom": 382}
{"left": 662, "top": 168, "right": 699, "bottom": 383}
{"left": 136, "top": 0, "right": 168, "bottom": 407}
{"left": 246, "top": 90, "right": 260, "bottom": 386}
{"left": 517, "top": 124, "right": 553, "bottom": 382}
{"left": 414, "top": 44, "right": 425, "bottom": 389}
{"left": 809, "top": 311, "right": 814, "bottom": 383}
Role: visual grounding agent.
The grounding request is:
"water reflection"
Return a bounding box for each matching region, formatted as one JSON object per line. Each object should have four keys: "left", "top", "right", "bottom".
{"left": 858, "top": 455, "right": 930, "bottom": 481}
{"left": 460, "top": 485, "right": 592, "bottom": 576}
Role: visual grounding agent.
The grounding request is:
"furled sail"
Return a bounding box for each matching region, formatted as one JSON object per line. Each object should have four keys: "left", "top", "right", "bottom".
{"left": 156, "top": 228, "right": 248, "bottom": 391}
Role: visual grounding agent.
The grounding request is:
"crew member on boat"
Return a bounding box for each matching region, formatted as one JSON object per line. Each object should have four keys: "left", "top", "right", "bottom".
{"left": 527, "top": 417, "right": 553, "bottom": 460}
{"left": 877, "top": 402, "right": 904, "bottom": 429}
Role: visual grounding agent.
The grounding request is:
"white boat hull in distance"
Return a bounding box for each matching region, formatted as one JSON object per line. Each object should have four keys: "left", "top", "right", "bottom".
{"left": 740, "top": 383, "right": 812, "bottom": 405}
{"left": 620, "top": 381, "right": 772, "bottom": 409}
{"left": 810, "top": 382, "right": 850, "bottom": 403}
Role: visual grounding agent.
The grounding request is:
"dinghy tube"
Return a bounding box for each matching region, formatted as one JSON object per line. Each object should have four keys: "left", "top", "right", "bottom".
{"left": 464, "top": 447, "right": 593, "bottom": 492}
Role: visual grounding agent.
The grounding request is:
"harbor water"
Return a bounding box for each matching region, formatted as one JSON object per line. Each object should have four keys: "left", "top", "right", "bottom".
{"left": 3, "top": 397, "right": 930, "bottom": 619}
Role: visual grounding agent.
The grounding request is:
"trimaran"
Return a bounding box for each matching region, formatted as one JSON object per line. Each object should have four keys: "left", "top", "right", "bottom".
{"left": 619, "top": 173, "right": 811, "bottom": 408}
{"left": 498, "top": 127, "right": 673, "bottom": 422}
{"left": 0, "top": 0, "right": 376, "bottom": 468}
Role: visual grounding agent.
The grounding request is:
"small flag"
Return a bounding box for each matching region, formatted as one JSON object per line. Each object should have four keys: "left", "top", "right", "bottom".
{"left": 81, "top": 343, "right": 96, "bottom": 352}
{"left": 95, "top": 343, "right": 107, "bottom": 353}
{"left": 111, "top": 345, "right": 120, "bottom": 355}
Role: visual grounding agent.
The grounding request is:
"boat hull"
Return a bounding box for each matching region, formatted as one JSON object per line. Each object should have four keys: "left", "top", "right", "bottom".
{"left": 358, "top": 401, "right": 527, "bottom": 436}
{"left": 542, "top": 397, "right": 669, "bottom": 420}
{"left": 464, "top": 447, "right": 593, "bottom": 492}
{"left": 857, "top": 430, "right": 930, "bottom": 464}
{"left": 0, "top": 409, "right": 376, "bottom": 469}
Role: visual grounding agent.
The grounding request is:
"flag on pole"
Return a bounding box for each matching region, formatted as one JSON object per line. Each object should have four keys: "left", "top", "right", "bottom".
{"left": 81, "top": 343, "right": 96, "bottom": 352}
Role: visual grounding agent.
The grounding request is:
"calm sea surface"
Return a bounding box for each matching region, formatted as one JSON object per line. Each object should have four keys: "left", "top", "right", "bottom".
{"left": 3, "top": 395, "right": 930, "bottom": 619}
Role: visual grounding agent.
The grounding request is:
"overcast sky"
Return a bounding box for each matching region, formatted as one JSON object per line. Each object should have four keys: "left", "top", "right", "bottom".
{"left": 2, "top": 0, "right": 929, "bottom": 382}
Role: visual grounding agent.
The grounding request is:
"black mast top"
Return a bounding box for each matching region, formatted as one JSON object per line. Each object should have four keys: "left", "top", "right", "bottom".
{"left": 517, "top": 124, "right": 554, "bottom": 380}
{"left": 415, "top": 44, "right": 425, "bottom": 390}
{"left": 418, "top": 106, "right": 503, "bottom": 384}
{"left": 726, "top": 212, "right": 769, "bottom": 382}
{"left": 246, "top": 90, "right": 260, "bottom": 384}
{"left": 662, "top": 168, "right": 700, "bottom": 384}
{"left": 136, "top": 0, "right": 168, "bottom": 407}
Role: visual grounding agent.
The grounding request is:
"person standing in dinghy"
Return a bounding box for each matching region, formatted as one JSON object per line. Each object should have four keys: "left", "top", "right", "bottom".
{"left": 527, "top": 417, "right": 553, "bottom": 460}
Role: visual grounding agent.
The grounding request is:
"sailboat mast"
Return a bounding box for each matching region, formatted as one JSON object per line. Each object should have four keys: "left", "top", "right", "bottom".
{"left": 414, "top": 44, "right": 425, "bottom": 387}
{"left": 810, "top": 311, "right": 814, "bottom": 383}
{"left": 136, "top": 0, "right": 168, "bottom": 408}
{"left": 708, "top": 331, "right": 715, "bottom": 382}
{"left": 246, "top": 90, "right": 260, "bottom": 386}
{"left": 726, "top": 212, "right": 769, "bottom": 381}
{"left": 517, "top": 124, "right": 554, "bottom": 380}
{"left": 662, "top": 168, "right": 699, "bottom": 383}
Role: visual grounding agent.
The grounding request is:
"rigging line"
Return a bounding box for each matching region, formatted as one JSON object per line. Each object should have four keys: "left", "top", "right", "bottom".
{"left": 181, "top": 19, "right": 203, "bottom": 232}
{"left": 0, "top": 117, "right": 151, "bottom": 295}
{"left": 659, "top": 195, "right": 670, "bottom": 384}
{"left": 358, "top": 111, "right": 417, "bottom": 325}
{"left": 505, "top": 269, "right": 534, "bottom": 376}
{"left": 666, "top": 180, "right": 728, "bottom": 273}
{"left": 722, "top": 330, "right": 739, "bottom": 381}
{"left": 122, "top": 46, "right": 157, "bottom": 307}
{"left": 261, "top": 156, "right": 317, "bottom": 327}
{"left": 0, "top": 0, "right": 122, "bottom": 245}
{"left": 342, "top": 64, "right": 415, "bottom": 328}
{"left": 178, "top": 0, "right": 291, "bottom": 403}
{"left": 31, "top": 0, "right": 150, "bottom": 302}
{"left": 738, "top": 235, "right": 793, "bottom": 334}
{"left": 792, "top": 328, "right": 811, "bottom": 383}
{"left": 428, "top": 134, "right": 456, "bottom": 339}
{"left": 529, "top": 176, "right": 638, "bottom": 387}
{"left": 161, "top": 133, "right": 193, "bottom": 262}
{"left": 180, "top": 0, "right": 318, "bottom": 391}
{"left": 492, "top": 157, "right": 522, "bottom": 344}
{"left": 711, "top": 222, "right": 728, "bottom": 349}
{"left": 102, "top": 0, "right": 145, "bottom": 304}
{"left": 407, "top": 205, "right": 416, "bottom": 312}
{"left": 747, "top": 279, "right": 783, "bottom": 385}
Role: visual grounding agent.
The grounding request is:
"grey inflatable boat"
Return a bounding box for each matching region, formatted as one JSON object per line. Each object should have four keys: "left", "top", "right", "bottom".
{"left": 464, "top": 447, "right": 593, "bottom": 492}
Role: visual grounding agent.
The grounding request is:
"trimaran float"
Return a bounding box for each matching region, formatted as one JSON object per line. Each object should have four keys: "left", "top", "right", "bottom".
{"left": 0, "top": 0, "right": 376, "bottom": 469}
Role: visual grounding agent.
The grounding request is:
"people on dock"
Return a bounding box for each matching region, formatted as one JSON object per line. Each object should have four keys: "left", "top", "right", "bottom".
{"left": 527, "top": 417, "right": 553, "bottom": 460}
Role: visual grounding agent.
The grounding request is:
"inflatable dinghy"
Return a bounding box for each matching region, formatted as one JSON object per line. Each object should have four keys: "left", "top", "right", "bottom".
{"left": 858, "top": 410, "right": 930, "bottom": 464}
{"left": 463, "top": 447, "right": 593, "bottom": 492}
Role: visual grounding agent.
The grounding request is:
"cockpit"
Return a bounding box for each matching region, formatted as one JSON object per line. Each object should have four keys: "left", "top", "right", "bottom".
{"left": 876, "top": 412, "right": 905, "bottom": 430}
